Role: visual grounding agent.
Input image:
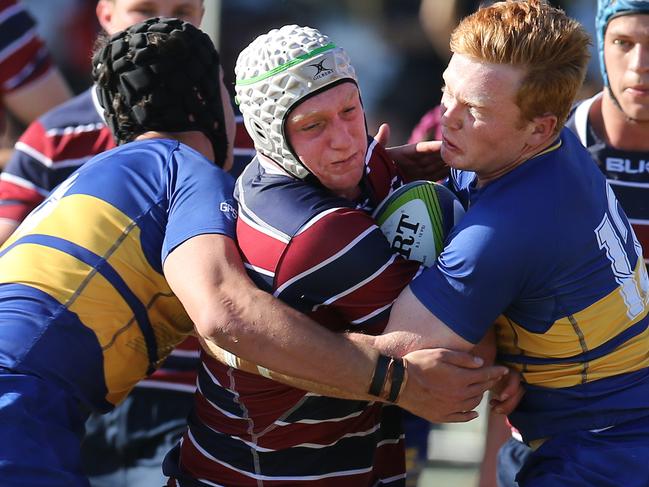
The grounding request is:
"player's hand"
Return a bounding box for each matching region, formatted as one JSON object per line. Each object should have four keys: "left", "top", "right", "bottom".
{"left": 373, "top": 122, "right": 449, "bottom": 182}
{"left": 490, "top": 367, "right": 524, "bottom": 415}
{"left": 397, "top": 348, "right": 509, "bottom": 423}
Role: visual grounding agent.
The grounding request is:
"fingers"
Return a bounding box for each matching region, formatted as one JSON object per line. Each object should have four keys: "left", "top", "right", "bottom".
{"left": 484, "top": 365, "right": 510, "bottom": 381}
{"left": 439, "top": 349, "right": 486, "bottom": 368}
{"left": 492, "top": 370, "right": 518, "bottom": 399}
{"left": 374, "top": 123, "right": 390, "bottom": 146}
{"left": 414, "top": 140, "right": 442, "bottom": 153}
{"left": 444, "top": 410, "right": 480, "bottom": 423}
{"left": 466, "top": 379, "right": 501, "bottom": 397}
{"left": 492, "top": 385, "right": 525, "bottom": 415}
{"left": 456, "top": 393, "right": 484, "bottom": 412}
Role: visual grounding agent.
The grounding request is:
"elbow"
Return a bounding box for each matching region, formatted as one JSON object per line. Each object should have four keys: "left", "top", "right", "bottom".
{"left": 192, "top": 297, "right": 243, "bottom": 348}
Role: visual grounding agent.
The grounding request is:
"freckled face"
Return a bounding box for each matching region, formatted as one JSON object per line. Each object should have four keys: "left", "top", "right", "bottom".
{"left": 440, "top": 54, "right": 533, "bottom": 181}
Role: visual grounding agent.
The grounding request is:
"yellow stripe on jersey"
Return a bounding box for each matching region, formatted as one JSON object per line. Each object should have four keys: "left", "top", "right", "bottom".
{"left": 518, "top": 325, "right": 649, "bottom": 388}
{"left": 496, "top": 258, "right": 649, "bottom": 389}
{"left": 0, "top": 193, "right": 193, "bottom": 405}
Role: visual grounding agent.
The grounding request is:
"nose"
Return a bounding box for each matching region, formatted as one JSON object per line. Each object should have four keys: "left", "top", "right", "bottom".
{"left": 440, "top": 99, "right": 462, "bottom": 130}
{"left": 630, "top": 43, "right": 649, "bottom": 74}
{"left": 329, "top": 119, "right": 355, "bottom": 149}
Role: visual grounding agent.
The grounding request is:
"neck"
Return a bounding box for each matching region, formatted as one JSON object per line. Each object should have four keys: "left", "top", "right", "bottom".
{"left": 476, "top": 137, "right": 556, "bottom": 188}
{"left": 334, "top": 186, "right": 362, "bottom": 200}
{"left": 135, "top": 131, "right": 215, "bottom": 161}
{"left": 597, "top": 90, "right": 649, "bottom": 151}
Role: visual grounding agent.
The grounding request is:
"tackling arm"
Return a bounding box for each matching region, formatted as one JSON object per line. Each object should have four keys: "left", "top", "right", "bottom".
{"left": 164, "top": 233, "right": 508, "bottom": 423}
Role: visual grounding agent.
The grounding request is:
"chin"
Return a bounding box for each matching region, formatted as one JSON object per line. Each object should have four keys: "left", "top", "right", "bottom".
{"left": 625, "top": 108, "right": 649, "bottom": 123}
{"left": 441, "top": 153, "right": 464, "bottom": 169}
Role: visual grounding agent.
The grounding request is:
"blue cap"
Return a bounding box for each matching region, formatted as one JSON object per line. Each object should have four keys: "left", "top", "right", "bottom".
{"left": 597, "top": 0, "right": 649, "bottom": 87}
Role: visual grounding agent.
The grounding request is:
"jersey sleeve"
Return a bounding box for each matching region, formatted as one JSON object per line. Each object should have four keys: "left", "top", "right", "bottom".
{"left": 0, "top": 0, "right": 53, "bottom": 95}
{"left": 162, "top": 147, "right": 237, "bottom": 261}
{"left": 409, "top": 212, "right": 527, "bottom": 344}
{"left": 0, "top": 121, "right": 53, "bottom": 222}
{"left": 276, "top": 207, "right": 422, "bottom": 333}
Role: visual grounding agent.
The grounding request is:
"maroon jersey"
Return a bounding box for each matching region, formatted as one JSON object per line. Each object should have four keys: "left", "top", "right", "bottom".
{"left": 176, "top": 137, "right": 421, "bottom": 486}
{"left": 0, "top": 0, "right": 54, "bottom": 131}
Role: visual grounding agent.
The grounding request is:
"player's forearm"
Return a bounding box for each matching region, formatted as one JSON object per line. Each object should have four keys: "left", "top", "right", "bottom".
{"left": 199, "top": 335, "right": 382, "bottom": 401}
{"left": 198, "top": 281, "right": 380, "bottom": 398}
{"left": 166, "top": 234, "right": 381, "bottom": 399}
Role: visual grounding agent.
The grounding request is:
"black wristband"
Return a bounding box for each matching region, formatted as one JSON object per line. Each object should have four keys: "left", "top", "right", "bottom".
{"left": 368, "top": 354, "right": 391, "bottom": 397}
{"left": 388, "top": 358, "right": 406, "bottom": 403}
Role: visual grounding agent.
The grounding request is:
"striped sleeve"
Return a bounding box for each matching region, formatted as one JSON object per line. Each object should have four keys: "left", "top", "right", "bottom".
{"left": 0, "top": 0, "right": 52, "bottom": 94}
{"left": 0, "top": 120, "right": 114, "bottom": 222}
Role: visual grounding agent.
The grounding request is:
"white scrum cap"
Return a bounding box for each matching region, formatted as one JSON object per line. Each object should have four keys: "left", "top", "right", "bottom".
{"left": 235, "top": 24, "right": 358, "bottom": 179}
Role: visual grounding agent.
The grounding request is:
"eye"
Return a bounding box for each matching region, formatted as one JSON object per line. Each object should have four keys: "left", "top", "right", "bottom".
{"left": 301, "top": 121, "right": 321, "bottom": 132}
{"left": 134, "top": 8, "right": 155, "bottom": 17}
{"left": 613, "top": 38, "right": 633, "bottom": 50}
{"left": 341, "top": 105, "right": 358, "bottom": 118}
{"left": 173, "top": 8, "right": 195, "bottom": 20}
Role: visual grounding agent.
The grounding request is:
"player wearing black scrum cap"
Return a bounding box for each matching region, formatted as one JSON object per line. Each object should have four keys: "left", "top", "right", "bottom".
{"left": 0, "top": 17, "right": 238, "bottom": 486}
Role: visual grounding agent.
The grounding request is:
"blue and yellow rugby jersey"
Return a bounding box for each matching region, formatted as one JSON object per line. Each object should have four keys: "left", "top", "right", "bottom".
{"left": 410, "top": 128, "right": 649, "bottom": 442}
{"left": 0, "top": 138, "right": 236, "bottom": 412}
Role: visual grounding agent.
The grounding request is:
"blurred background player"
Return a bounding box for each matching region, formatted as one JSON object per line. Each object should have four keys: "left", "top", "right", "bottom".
{"left": 0, "top": 0, "right": 71, "bottom": 166}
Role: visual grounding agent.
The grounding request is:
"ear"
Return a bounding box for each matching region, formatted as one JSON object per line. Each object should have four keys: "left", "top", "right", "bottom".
{"left": 96, "top": 0, "right": 114, "bottom": 33}
{"left": 527, "top": 113, "right": 558, "bottom": 146}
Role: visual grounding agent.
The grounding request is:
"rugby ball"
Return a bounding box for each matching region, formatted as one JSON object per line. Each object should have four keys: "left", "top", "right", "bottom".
{"left": 372, "top": 181, "right": 465, "bottom": 267}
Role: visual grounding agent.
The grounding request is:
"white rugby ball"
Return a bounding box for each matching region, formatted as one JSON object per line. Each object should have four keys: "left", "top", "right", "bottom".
{"left": 372, "top": 181, "right": 465, "bottom": 267}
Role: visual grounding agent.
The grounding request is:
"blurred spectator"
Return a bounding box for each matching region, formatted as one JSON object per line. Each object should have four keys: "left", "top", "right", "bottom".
{"left": 20, "top": 0, "right": 99, "bottom": 92}
{"left": 0, "top": 0, "right": 72, "bottom": 166}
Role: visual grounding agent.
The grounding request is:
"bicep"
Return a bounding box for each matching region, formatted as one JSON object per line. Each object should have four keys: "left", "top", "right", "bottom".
{"left": 378, "top": 285, "right": 474, "bottom": 356}
{"left": 163, "top": 233, "right": 248, "bottom": 333}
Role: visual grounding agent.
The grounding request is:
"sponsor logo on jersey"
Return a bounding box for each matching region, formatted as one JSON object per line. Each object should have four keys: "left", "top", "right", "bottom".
{"left": 220, "top": 200, "right": 238, "bottom": 220}
{"left": 606, "top": 157, "right": 649, "bottom": 174}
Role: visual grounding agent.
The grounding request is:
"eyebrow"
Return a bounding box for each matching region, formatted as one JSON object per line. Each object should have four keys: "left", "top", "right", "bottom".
{"left": 443, "top": 85, "right": 488, "bottom": 108}
{"left": 607, "top": 27, "right": 649, "bottom": 39}
{"left": 289, "top": 87, "right": 359, "bottom": 122}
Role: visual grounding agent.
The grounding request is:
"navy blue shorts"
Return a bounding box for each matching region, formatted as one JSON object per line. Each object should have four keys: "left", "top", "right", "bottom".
{"left": 0, "top": 370, "right": 89, "bottom": 487}
{"left": 516, "top": 415, "right": 649, "bottom": 487}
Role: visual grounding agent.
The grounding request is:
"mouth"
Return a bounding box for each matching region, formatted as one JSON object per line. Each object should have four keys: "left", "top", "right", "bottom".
{"left": 626, "top": 85, "right": 649, "bottom": 97}
{"left": 441, "top": 134, "right": 461, "bottom": 153}
{"left": 333, "top": 151, "right": 360, "bottom": 166}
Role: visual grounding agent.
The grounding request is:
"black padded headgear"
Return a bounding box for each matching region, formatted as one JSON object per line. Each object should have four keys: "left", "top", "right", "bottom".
{"left": 92, "top": 17, "right": 228, "bottom": 166}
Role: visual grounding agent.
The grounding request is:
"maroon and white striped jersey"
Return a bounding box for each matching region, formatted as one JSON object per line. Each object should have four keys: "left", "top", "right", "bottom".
{"left": 0, "top": 0, "right": 54, "bottom": 130}
{"left": 173, "top": 137, "right": 422, "bottom": 486}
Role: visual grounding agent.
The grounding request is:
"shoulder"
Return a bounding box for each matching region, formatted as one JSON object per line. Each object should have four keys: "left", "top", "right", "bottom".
{"left": 16, "top": 88, "right": 110, "bottom": 160}
{"left": 236, "top": 157, "right": 356, "bottom": 237}
{"left": 364, "top": 137, "right": 403, "bottom": 204}
{"left": 36, "top": 89, "right": 103, "bottom": 131}
{"left": 565, "top": 92, "right": 602, "bottom": 148}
